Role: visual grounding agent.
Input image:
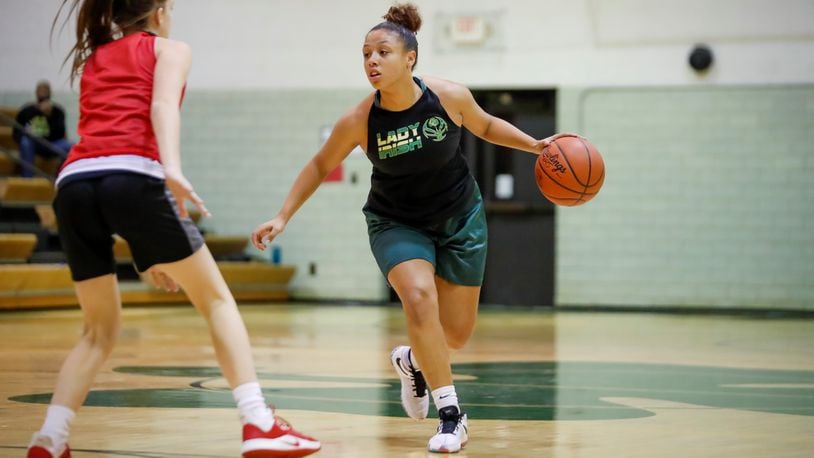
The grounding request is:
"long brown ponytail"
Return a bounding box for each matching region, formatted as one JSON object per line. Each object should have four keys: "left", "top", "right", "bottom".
{"left": 53, "top": 0, "right": 165, "bottom": 84}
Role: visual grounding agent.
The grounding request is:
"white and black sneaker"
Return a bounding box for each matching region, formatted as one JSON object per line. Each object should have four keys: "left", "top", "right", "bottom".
{"left": 428, "top": 405, "right": 469, "bottom": 453}
{"left": 390, "top": 345, "right": 430, "bottom": 420}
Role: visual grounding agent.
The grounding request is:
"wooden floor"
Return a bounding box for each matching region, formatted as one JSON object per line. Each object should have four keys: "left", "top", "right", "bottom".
{"left": 1, "top": 303, "right": 813, "bottom": 457}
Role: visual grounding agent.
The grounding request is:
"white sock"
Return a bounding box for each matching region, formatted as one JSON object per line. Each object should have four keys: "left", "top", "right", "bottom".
{"left": 232, "top": 381, "right": 273, "bottom": 431}
{"left": 38, "top": 404, "right": 75, "bottom": 449}
{"left": 431, "top": 385, "right": 459, "bottom": 412}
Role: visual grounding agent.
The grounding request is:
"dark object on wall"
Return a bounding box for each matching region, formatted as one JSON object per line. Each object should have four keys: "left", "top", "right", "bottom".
{"left": 689, "top": 44, "right": 714, "bottom": 72}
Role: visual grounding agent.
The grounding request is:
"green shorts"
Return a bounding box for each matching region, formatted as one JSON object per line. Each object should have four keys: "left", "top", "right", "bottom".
{"left": 363, "top": 191, "right": 488, "bottom": 287}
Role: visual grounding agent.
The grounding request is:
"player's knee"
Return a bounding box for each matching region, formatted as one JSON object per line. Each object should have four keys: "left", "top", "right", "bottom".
{"left": 399, "top": 286, "right": 438, "bottom": 326}
{"left": 194, "top": 296, "right": 235, "bottom": 319}
{"left": 82, "top": 321, "right": 120, "bottom": 352}
{"left": 444, "top": 327, "right": 472, "bottom": 350}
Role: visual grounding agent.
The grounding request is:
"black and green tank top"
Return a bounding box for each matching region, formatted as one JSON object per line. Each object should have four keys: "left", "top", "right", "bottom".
{"left": 364, "top": 77, "right": 475, "bottom": 225}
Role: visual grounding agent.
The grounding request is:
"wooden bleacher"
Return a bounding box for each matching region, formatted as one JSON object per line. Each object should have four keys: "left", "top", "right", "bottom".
{"left": 0, "top": 107, "right": 21, "bottom": 176}
{"left": 0, "top": 155, "right": 13, "bottom": 176}
{"left": 0, "top": 264, "right": 74, "bottom": 308}
{"left": 113, "top": 234, "right": 250, "bottom": 262}
{"left": 0, "top": 233, "right": 37, "bottom": 262}
{"left": 0, "top": 177, "right": 55, "bottom": 205}
{"left": 0, "top": 239, "right": 297, "bottom": 309}
{"left": 0, "top": 262, "right": 295, "bottom": 309}
{"left": 0, "top": 106, "right": 16, "bottom": 153}
{"left": 0, "top": 107, "right": 296, "bottom": 310}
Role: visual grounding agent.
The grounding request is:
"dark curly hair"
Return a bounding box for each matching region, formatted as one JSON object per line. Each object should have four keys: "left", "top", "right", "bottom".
{"left": 369, "top": 3, "right": 423, "bottom": 70}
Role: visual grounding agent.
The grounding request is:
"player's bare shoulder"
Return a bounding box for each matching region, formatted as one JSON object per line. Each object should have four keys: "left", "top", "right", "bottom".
{"left": 351, "top": 93, "right": 376, "bottom": 122}
{"left": 154, "top": 37, "right": 191, "bottom": 62}
{"left": 336, "top": 93, "right": 375, "bottom": 132}
{"left": 421, "top": 76, "right": 469, "bottom": 125}
{"left": 329, "top": 93, "right": 376, "bottom": 151}
{"left": 421, "top": 76, "right": 469, "bottom": 102}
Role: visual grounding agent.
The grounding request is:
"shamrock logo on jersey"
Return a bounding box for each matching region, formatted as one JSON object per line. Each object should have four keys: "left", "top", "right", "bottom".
{"left": 422, "top": 116, "right": 448, "bottom": 142}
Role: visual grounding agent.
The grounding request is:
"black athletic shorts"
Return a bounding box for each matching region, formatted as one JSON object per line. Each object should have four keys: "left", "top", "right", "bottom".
{"left": 53, "top": 172, "right": 204, "bottom": 281}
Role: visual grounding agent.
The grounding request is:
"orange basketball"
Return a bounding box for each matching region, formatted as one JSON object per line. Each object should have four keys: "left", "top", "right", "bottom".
{"left": 535, "top": 136, "right": 605, "bottom": 206}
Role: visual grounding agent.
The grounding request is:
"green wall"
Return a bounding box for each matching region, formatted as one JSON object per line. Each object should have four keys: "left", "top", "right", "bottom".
{"left": 557, "top": 86, "right": 814, "bottom": 309}
{"left": 4, "top": 85, "right": 813, "bottom": 309}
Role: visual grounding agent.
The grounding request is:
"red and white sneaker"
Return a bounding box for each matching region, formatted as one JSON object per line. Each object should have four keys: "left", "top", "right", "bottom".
{"left": 242, "top": 416, "right": 321, "bottom": 458}
{"left": 27, "top": 433, "right": 71, "bottom": 458}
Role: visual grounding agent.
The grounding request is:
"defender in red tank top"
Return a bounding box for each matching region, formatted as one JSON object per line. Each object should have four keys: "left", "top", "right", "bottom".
{"left": 28, "top": 2, "right": 320, "bottom": 458}
{"left": 65, "top": 31, "right": 162, "bottom": 166}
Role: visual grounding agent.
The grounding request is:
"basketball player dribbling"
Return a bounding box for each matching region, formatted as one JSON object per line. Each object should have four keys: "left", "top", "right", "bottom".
{"left": 251, "top": 2, "right": 575, "bottom": 453}
{"left": 27, "top": 1, "right": 320, "bottom": 457}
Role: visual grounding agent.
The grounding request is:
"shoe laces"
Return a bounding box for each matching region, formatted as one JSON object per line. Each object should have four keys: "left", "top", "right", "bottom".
{"left": 437, "top": 406, "right": 462, "bottom": 435}
{"left": 404, "top": 349, "right": 427, "bottom": 397}
{"left": 410, "top": 368, "right": 427, "bottom": 397}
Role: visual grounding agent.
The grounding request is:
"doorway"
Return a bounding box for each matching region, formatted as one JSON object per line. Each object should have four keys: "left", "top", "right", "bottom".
{"left": 465, "top": 89, "right": 557, "bottom": 306}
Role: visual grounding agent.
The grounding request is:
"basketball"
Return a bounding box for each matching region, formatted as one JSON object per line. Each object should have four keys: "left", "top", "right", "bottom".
{"left": 535, "top": 136, "right": 605, "bottom": 206}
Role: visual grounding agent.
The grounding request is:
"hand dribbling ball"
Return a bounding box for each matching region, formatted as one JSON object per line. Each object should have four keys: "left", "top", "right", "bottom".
{"left": 535, "top": 136, "right": 605, "bottom": 206}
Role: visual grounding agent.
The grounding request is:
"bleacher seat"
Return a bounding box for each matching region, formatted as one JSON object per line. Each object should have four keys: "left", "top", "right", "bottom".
{"left": 0, "top": 264, "right": 74, "bottom": 309}
{"left": 0, "top": 155, "right": 14, "bottom": 176}
{"left": 0, "top": 177, "right": 55, "bottom": 205}
{"left": 204, "top": 235, "right": 249, "bottom": 258}
{"left": 0, "top": 114, "right": 295, "bottom": 309}
{"left": 0, "top": 261, "right": 296, "bottom": 309}
{"left": 0, "top": 233, "right": 37, "bottom": 262}
{"left": 114, "top": 234, "right": 249, "bottom": 263}
{"left": 0, "top": 106, "right": 16, "bottom": 152}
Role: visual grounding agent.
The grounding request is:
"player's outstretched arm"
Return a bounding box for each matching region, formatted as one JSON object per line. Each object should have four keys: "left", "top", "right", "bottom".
{"left": 436, "top": 79, "right": 579, "bottom": 155}
{"left": 251, "top": 100, "right": 367, "bottom": 250}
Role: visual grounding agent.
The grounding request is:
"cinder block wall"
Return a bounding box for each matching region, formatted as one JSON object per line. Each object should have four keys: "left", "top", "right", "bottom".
{"left": 3, "top": 85, "right": 813, "bottom": 308}
{"left": 178, "top": 90, "right": 384, "bottom": 301}
{"left": 557, "top": 86, "right": 814, "bottom": 309}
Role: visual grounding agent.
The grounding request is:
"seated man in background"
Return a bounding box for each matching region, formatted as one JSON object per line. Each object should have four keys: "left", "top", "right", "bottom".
{"left": 12, "top": 80, "right": 72, "bottom": 177}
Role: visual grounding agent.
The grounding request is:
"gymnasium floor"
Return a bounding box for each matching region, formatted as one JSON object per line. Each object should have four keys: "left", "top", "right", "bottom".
{"left": 1, "top": 303, "right": 812, "bottom": 457}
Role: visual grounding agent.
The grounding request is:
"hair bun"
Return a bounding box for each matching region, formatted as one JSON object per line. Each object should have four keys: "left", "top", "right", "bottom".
{"left": 383, "top": 3, "right": 422, "bottom": 33}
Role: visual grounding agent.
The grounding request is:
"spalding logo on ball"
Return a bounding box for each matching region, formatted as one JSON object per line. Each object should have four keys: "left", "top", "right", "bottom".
{"left": 535, "top": 136, "right": 605, "bottom": 206}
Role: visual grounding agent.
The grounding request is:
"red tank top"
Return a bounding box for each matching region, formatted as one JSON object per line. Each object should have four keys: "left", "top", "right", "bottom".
{"left": 64, "top": 32, "right": 180, "bottom": 168}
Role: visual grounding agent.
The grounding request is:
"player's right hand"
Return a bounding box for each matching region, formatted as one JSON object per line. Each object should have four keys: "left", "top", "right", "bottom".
{"left": 251, "top": 215, "right": 287, "bottom": 251}
{"left": 164, "top": 169, "right": 211, "bottom": 219}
